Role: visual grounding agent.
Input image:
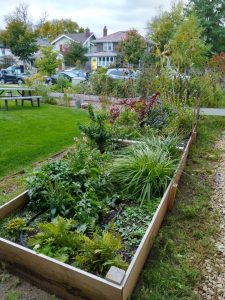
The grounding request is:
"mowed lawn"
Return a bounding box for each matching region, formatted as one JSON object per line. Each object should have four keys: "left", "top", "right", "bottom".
{"left": 0, "top": 102, "right": 88, "bottom": 178}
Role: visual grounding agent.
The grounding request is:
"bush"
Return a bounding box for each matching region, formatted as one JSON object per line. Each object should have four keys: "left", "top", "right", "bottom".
{"left": 79, "top": 105, "right": 112, "bottom": 153}
{"left": 190, "top": 73, "right": 225, "bottom": 107}
{"left": 110, "top": 141, "right": 177, "bottom": 206}
{"left": 51, "top": 76, "right": 72, "bottom": 92}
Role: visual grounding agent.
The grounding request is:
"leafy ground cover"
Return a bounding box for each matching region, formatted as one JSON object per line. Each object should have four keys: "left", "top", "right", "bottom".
{"left": 132, "top": 116, "right": 225, "bottom": 300}
{"left": 0, "top": 102, "right": 88, "bottom": 178}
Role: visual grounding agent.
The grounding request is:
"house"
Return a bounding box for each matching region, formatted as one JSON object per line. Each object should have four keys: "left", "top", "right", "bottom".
{"left": 51, "top": 28, "right": 96, "bottom": 68}
{"left": 0, "top": 43, "right": 15, "bottom": 68}
{"left": 86, "top": 26, "right": 128, "bottom": 70}
{"left": 86, "top": 26, "right": 154, "bottom": 70}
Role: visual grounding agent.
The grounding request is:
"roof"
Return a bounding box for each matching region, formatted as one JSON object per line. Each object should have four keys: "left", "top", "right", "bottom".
{"left": 94, "top": 31, "right": 128, "bottom": 43}
{"left": 51, "top": 32, "right": 95, "bottom": 45}
{"left": 36, "top": 38, "right": 51, "bottom": 47}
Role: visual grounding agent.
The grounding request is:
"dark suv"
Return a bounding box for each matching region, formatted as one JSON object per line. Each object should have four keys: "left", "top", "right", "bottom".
{"left": 0, "top": 69, "right": 28, "bottom": 84}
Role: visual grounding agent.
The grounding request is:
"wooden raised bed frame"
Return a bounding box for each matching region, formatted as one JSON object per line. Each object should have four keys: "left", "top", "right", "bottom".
{"left": 0, "top": 129, "right": 197, "bottom": 300}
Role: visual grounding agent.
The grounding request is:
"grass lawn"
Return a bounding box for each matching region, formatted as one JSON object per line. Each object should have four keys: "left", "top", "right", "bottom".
{"left": 0, "top": 102, "right": 88, "bottom": 178}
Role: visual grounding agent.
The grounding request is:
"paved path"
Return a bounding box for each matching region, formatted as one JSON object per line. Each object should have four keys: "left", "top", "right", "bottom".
{"left": 199, "top": 108, "right": 225, "bottom": 116}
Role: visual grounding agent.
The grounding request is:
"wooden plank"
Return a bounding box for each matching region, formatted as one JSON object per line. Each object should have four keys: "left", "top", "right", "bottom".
{"left": 0, "top": 191, "right": 28, "bottom": 218}
{"left": 0, "top": 88, "right": 35, "bottom": 91}
{"left": 173, "top": 130, "right": 195, "bottom": 185}
{"left": 0, "top": 239, "right": 123, "bottom": 300}
{"left": 0, "top": 96, "right": 42, "bottom": 100}
{"left": 122, "top": 182, "right": 173, "bottom": 300}
{"left": 167, "top": 183, "right": 178, "bottom": 211}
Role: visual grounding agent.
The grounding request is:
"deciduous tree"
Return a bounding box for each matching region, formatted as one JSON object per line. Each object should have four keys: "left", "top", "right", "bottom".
{"left": 63, "top": 42, "right": 88, "bottom": 67}
{"left": 117, "top": 29, "right": 146, "bottom": 67}
{"left": 36, "top": 46, "right": 59, "bottom": 75}
{"left": 168, "top": 14, "right": 209, "bottom": 71}
{"left": 36, "top": 19, "right": 84, "bottom": 41}
{"left": 187, "top": 0, "right": 225, "bottom": 54}
{"left": 1, "top": 20, "right": 38, "bottom": 62}
{"left": 147, "top": 2, "right": 184, "bottom": 53}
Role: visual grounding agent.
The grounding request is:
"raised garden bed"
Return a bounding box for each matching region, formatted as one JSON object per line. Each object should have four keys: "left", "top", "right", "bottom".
{"left": 0, "top": 128, "right": 196, "bottom": 300}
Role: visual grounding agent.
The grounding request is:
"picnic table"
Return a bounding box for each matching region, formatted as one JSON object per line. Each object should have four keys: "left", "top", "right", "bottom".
{"left": 0, "top": 87, "right": 42, "bottom": 110}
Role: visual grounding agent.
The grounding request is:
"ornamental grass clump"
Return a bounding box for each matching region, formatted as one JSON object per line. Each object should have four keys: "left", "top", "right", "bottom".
{"left": 111, "top": 143, "right": 177, "bottom": 206}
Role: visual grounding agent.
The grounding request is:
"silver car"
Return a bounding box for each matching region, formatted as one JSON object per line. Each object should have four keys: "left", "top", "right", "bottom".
{"left": 106, "top": 68, "right": 137, "bottom": 80}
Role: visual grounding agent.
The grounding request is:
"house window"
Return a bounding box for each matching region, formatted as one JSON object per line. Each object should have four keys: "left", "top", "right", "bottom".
{"left": 103, "top": 42, "right": 113, "bottom": 52}
{"left": 59, "top": 44, "right": 63, "bottom": 52}
{"left": 1, "top": 48, "right": 5, "bottom": 55}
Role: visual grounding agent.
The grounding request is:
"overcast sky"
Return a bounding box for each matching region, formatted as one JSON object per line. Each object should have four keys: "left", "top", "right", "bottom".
{"left": 0, "top": 0, "right": 187, "bottom": 37}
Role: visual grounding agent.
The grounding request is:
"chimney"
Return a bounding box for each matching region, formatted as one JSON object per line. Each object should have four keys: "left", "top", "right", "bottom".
{"left": 85, "top": 27, "right": 91, "bottom": 37}
{"left": 103, "top": 26, "right": 107, "bottom": 37}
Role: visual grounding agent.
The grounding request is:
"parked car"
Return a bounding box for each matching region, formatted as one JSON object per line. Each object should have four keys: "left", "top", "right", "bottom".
{"left": 0, "top": 69, "right": 30, "bottom": 84}
{"left": 106, "top": 68, "right": 138, "bottom": 80}
{"left": 45, "top": 71, "right": 87, "bottom": 85}
{"left": 65, "top": 68, "right": 88, "bottom": 79}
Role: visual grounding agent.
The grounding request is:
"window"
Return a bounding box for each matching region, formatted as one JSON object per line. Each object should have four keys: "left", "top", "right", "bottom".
{"left": 103, "top": 42, "right": 113, "bottom": 51}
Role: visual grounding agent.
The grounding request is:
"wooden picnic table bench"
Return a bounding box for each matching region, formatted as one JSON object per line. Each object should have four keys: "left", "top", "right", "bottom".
{"left": 0, "top": 96, "right": 42, "bottom": 110}
{"left": 0, "top": 87, "right": 42, "bottom": 110}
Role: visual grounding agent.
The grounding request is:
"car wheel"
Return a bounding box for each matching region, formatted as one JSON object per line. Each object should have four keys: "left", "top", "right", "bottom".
{"left": 17, "top": 79, "right": 23, "bottom": 85}
{"left": 0, "top": 78, "right": 5, "bottom": 84}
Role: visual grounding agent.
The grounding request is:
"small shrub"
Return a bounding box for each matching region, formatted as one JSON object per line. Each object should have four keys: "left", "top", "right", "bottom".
{"left": 5, "top": 217, "right": 26, "bottom": 236}
{"left": 79, "top": 105, "right": 112, "bottom": 153}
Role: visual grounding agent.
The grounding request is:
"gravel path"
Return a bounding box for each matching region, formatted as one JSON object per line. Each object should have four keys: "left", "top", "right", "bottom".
{"left": 196, "top": 138, "right": 225, "bottom": 300}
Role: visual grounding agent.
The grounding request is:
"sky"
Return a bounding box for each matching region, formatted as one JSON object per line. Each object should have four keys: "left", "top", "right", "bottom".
{"left": 0, "top": 0, "right": 186, "bottom": 37}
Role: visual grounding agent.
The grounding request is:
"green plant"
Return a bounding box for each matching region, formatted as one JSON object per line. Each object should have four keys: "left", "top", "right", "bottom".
{"left": 28, "top": 216, "right": 82, "bottom": 262}
{"left": 111, "top": 143, "right": 177, "bottom": 205}
{"left": 114, "top": 202, "right": 160, "bottom": 256}
{"left": 190, "top": 73, "right": 225, "bottom": 108}
{"left": 52, "top": 76, "right": 72, "bottom": 92}
{"left": 73, "top": 228, "right": 128, "bottom": 275}
{"left": 79, "top": 105, "right": 112, "bottom": 153}
{"left": 5, "top": 217, "right": 26, "bottom": 236}
{"left": 6, "top": 290, "right": 22, "bottom": 300}
{"left": 26, "top": 142, "right": 112, "bottom": 225}
{"left": 145, "top": 135, "right": 180, "bottom": 158}
{"left": 163, "top": 105, "right": 194, "bottom": 137}
{"left": 28, "top": 217, "right": 127, "bottom": 275}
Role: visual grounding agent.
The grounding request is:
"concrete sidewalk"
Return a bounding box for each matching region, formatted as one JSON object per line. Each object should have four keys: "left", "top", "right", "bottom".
{"left": 199, "top": 108, "right": 225, "bottom": 116}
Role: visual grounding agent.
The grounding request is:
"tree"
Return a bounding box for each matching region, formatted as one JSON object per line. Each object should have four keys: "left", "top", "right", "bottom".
{"left": 187, "top": 0, "right": 225, "bottom": 54}
{"left": 36, "top": 46, "right": 59, "bottom": 75}
{"left": 4, "top": 2, "right": 31, "bottom": 27}
{"left": 36, "top": 19, "right": 84, "bottom": 41}
{"left": 1, "top": 20, "right": 38, "bottom": 62}
{"left": 147, "top": 2, "right": 184, "bottom": 53}
{"left": 117, "top": 29, "right": 146, "bottom": 67}
{"left": 168, "top": 14, "right": 209, "bottom": 71}
{"left": 63, "top": 42, "right": 88, "bottom": 67}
